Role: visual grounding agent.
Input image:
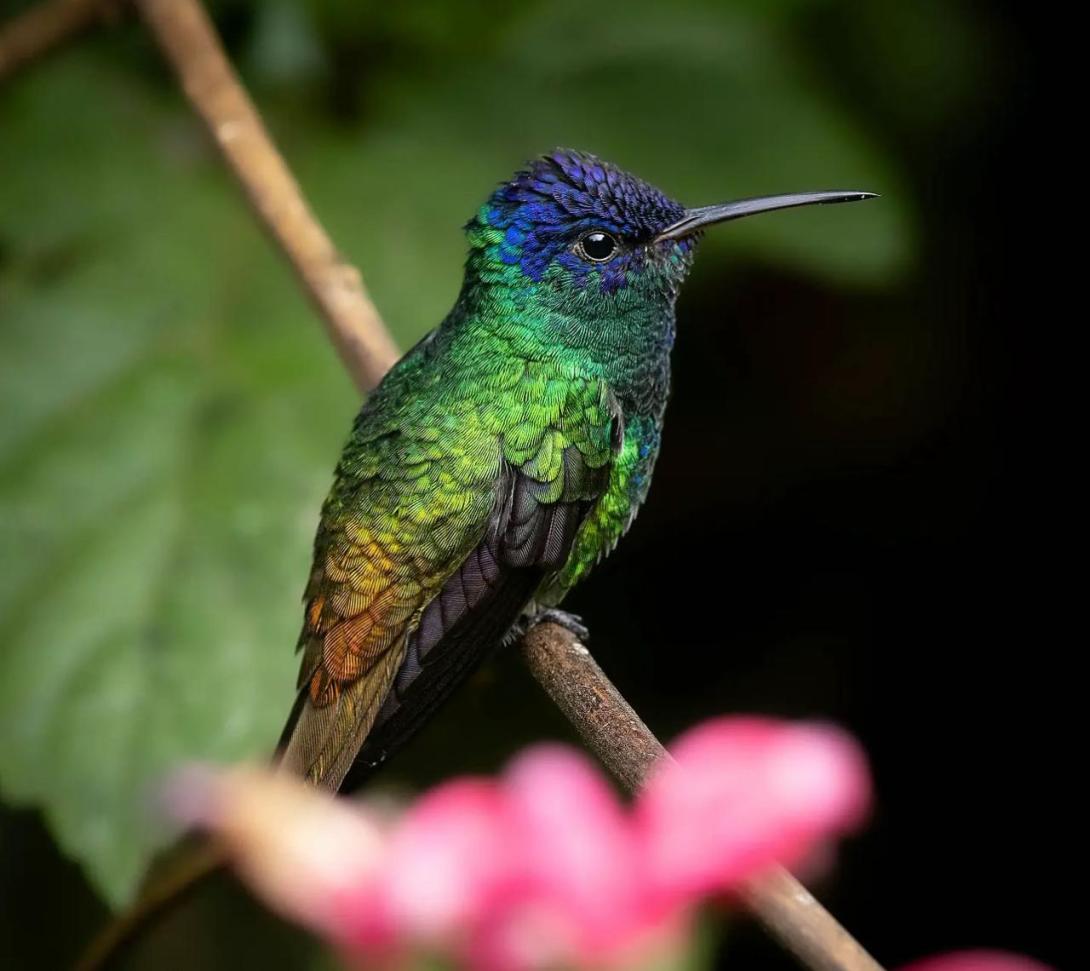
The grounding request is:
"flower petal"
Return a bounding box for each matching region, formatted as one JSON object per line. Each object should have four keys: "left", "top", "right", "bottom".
{"left": 379, "top": 777, "right": 518, "bottom": 941}
{"left": 637, "top": 717, "right": 871, "bottom": 899}
{"left": 163, "top": 764, "right": 387, "bottom": 943}
{"left": 899, "top": 951, "right": 1056, "bottom": 971}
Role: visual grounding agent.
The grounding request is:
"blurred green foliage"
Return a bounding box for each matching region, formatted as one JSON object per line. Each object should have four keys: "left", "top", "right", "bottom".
{"left": 0, "top": 0, "right": 933, "bottom": 911}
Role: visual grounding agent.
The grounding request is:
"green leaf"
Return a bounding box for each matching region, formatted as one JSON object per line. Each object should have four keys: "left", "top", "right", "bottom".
{"left": 630, "top": 914, "right": 724, "bottom": 971}
{"left": 1, "top": 0, "right": 913, "bottom": 907}
{"left": 297, "top": 0, "right": 912, "bottom": 296}
{"left": 0, "top": 59, "right": 365, "bottom": 905}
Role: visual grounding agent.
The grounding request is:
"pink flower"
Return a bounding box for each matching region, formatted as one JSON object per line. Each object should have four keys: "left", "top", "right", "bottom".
{"left": 164, "top": 764, "right": 387, "bottom": 945}
{"left": 467, "top": 746, "right": 678, "bottom": 971}
{"left": 637, "top": 717, "right": 871, "bottom": 901}
{"left": 898, "top": 952, "right": 1056, "bottom": 971}
{"left": 375, "top": 778, "right": 518, "bottom": 944}
{"left": 164, "top": 715, "right": 873, "bottom": 970}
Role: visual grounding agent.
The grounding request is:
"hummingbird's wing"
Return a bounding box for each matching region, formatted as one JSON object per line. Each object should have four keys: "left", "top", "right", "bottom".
{"left": 278, "top": 360, "right": 620, "bottom": 792}
{"left": 343, "top": 401, "right": 621, "bottom": 788}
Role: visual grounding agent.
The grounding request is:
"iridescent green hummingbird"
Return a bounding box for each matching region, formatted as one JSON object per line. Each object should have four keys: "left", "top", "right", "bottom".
{"left": 277, "top": 150, "right": 874, "bottom": 792}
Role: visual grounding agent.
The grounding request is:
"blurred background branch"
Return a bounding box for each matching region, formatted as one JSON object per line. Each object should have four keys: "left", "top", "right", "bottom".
{"left": 135, "top": 0, "right": 398, "bottom": 391}
{"left": 0, "top": 0, "right": 120, "bottom": 81}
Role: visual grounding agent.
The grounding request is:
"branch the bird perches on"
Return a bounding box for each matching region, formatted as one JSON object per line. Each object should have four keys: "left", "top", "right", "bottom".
{"left": 0, "top": 2, "right": 886, "bottom": 970}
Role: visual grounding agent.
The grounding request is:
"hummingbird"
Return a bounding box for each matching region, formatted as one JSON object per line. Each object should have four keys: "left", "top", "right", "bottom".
{"left": 277, "top": 149, "right": 874, "bottom": 792}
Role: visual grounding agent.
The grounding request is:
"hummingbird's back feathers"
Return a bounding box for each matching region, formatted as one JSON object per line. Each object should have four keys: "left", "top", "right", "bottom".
{"left": 278, "top": 332, "right": 621, "bottom": 790}
{"left": 347, "top": 413, "right": 618, "bottom": 780}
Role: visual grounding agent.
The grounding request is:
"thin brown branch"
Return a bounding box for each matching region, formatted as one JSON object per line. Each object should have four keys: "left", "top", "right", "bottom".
{"left": 520, "top": 620, "right": 670, "bottom": 791}
{"left": 133, "top": 0, "right": 399, "bottom": 392}
{"left": 0, "top": 0, "right": 120, "bottom": 82}
{"left": 74, "top": 840, "right": 226, "bottom": 971}
{"left": 19, "top": 1, "right": 885, "bottom": 968}
{"left": 741, "top": 867, "right": 885, "bottom": 971}
{"left": 520, "top": 622, "right": 886, "bottom": 971}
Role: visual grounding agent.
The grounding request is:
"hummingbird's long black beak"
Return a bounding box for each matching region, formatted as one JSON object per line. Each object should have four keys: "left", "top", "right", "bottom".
{"left": 655, "top": 190, "right": 877, "bottom": 242}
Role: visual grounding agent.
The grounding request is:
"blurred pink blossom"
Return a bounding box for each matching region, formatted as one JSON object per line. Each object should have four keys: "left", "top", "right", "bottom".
{"left": 166, "top": 716, "right": 874, "bottom": 971}
{"left": 165, "top": 764, "right": 387, "bottom": 945}
{"left": 897, "top": 952, "right": 1056, "bottom": 971}
{"left": 467, "top": 746, "right": 680, "bottom": 971}
{"left": 374, "top": 778, "right": 518, "bottom": 944}
{"left": 637, "top": 717, "right": 872, "bottom": 901}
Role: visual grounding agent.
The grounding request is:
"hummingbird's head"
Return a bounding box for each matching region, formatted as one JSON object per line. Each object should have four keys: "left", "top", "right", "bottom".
{"left": 462, "top": 150, "right": 873, "bottom": 363}
{"left": 465, "top": 150, "right": 692, "bottom": 310}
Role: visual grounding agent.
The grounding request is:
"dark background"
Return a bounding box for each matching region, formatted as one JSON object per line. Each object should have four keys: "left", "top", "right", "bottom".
{"left": 0, "top": 1, "right": 1063, "bottom": 969}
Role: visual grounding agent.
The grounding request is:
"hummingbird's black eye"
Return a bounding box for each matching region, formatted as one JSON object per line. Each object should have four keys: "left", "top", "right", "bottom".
{"left": 575, "top": 231, "right": 619, "bottom": 263}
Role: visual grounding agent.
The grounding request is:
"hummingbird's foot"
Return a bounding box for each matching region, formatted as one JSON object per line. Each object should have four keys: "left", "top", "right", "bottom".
{"left": 530, "top": 607, "right": 590, "bottom": 643}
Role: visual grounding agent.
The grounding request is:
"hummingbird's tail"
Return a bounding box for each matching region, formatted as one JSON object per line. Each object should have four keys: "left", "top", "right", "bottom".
{"left": 73, "top": 837, "right": 227, "bottom": 971}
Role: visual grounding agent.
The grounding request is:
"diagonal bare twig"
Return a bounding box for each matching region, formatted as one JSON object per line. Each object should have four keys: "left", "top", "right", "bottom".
{"left": 6, "top": 1, "right": 885, "bottom": 969}
{"left": 0, "top": 0, "right": 121, "bottom": 82}
{"left": 0, "top": 0, "right": 399, "bottom": 389}
{"left": 134, "top": 0, "right": 399, "bottom": 392}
